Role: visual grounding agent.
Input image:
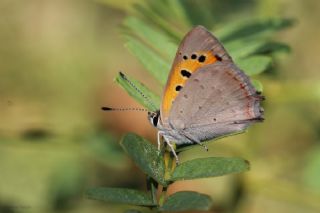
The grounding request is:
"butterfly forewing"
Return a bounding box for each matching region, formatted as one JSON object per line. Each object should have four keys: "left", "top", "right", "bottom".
{"left": 160, "top": 26, "right": 232, "bottom": 124}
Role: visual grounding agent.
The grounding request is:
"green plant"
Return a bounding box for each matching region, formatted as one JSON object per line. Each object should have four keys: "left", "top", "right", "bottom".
{"left": 86, "top": 1, "right": 292, "bottom": 212}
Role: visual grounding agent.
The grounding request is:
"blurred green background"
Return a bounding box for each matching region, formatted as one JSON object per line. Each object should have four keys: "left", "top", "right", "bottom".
{"left": 1, "top": 0, "right": 320, "bottom": 212}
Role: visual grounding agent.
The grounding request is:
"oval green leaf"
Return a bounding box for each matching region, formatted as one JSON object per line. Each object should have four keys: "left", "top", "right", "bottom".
{"left": 252, "top": 79, "right": 263, "bottom": 92}
{"left": 86, "top": 187, "right": 156, "bottom": 207}
{"left": 124, "top": 36, "right": 170, "bottom": 85}
{"left": 120, "top": 133, "right": 167, "bottom": 186}
{"left": 215, "top": 18, "right": 294, "bottom": 42}
{"left": 225, "top": 39, "right": 267, "bottom": 60}
{"left": 159, "top": 191, "right": 212, "bottom": 212}
{"left": 124, "top": 210, "right": 142, "bottom": 213}
{"left": 237, "top": 55, "right": 272, "bottom": 76}
{"left": 169, "top": 157, "right": 250, "bottom": 181}
{"left": 256, "top": 42, "right": 291, "bottom": 54}
{"left": 115, "top": 72, "right": 160, "bottom": 112}
{"left": 123, "top": 17, "right": 177, "bottom": 62}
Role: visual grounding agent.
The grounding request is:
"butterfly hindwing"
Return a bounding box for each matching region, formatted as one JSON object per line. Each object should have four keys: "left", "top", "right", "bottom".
{"left": 168, "top": 62, "right": 264, "bottom": 141}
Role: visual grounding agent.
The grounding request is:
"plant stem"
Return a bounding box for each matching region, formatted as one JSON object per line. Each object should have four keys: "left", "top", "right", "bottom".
{"left": 146, "top": 176, "right": 158, "bottom": 205}
{"left": 158, "top": 185, "right": 168, "bottom": 207}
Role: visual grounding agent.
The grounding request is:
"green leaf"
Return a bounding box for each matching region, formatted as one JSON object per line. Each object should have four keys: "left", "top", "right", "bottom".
{"left": 236, "top": 56, "right": 272, "bottom": 76}
{"left": 145, "top": 0, "right": 190, "bottom": 29}
{"left": 255, "top": 42, "right": 291, "bottom": 54}
{"left": 182, "top": 1, "right": 217, "bottom": 29}
{"left": 225, "top": 39, "right": 267, "bottom": 60}
{"left": 86, "top": 187, "right": 156, "bottom": 207}
{"left": 147, "top": 176, "right": 158, "bottom": 205}
{"left": 115, "top": 72, "right": 160, "bottom": 112}
{"left": 120, "top": 133, "right": 167, "bottom": 186}
{"left": 252, "top": 79, "right": 263, "bottom": 92}
{"left": 159, "top": 191, "right": 212, "bottom": 212}
{"left": 215, "top": 18, "right": 294, "bottom": 42}
{"left": 169, "top": 157, "right": 250, "bottom": 181}
{"left": 303, "top": 147, "right": 320, "bottom": 193}
{"left": 226, "top": 40, "right": 290, "bottom": 60}
{"left": 165, "top": 0, "right": 191, "bottom": 27}
{"left": 124, "top": 210, "right": 142, "bottom": 213}
{"left": 124, "top": 36, "right": 170, "bottom": 85}
{"left": 133, "top": 3, "right": 184, "bottom": 41}
{"left": 123, "top": 17, "right": 177, "bottom": 62}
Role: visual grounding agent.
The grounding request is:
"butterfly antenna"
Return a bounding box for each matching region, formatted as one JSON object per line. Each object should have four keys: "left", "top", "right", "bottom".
{"left": 119, "top": 71, "right": 157, "bottom": 111}
{"left": 101, "top": 107, "right": 148, "bottom": 112}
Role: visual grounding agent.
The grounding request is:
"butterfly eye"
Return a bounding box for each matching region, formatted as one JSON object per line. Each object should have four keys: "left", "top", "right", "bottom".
{"left": 152, "top": 115, "right": 158, "bottom": 126}
{"left": 148, "top": 111, "right": 159, "bottom": 127}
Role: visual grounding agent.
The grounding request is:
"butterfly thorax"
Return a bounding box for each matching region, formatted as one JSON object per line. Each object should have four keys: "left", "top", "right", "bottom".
{"left": 148, "top": 110, "right": 196, "bottom": 145}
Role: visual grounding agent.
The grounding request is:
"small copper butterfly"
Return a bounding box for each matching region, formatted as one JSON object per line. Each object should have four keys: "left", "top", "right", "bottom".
{"left": 147, "top": 26, "right": 264, "bottom": 161}
{"left": 105, "top": 26, "right": 264, "bottom": 163}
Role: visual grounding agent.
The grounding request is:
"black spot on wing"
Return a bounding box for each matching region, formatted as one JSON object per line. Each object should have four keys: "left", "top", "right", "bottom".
{"left": 175, "top": 85, "right": 183, "bottom": 91}
{"left": 181, "top": 70, "right": 191, "bottom": 78}
{"left": 198, "top": 55, "right": 206, "bottom": 62}
{"left": 215, "top": 54, "right": 222, "bottom": 61}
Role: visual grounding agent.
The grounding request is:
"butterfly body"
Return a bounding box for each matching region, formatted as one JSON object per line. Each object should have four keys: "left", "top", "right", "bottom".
{"left": 148, "top": 26, "right": 264, "bottom": 155}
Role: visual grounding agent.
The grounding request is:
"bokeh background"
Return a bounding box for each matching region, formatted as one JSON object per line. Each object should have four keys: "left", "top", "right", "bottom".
{"left": 1, "top": 0, "right": 320, "bottom": 212}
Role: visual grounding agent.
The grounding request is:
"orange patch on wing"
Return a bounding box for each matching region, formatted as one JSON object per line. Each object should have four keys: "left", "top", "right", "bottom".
{"left": 161, "top": 51, "right": 218, "bottom": 118}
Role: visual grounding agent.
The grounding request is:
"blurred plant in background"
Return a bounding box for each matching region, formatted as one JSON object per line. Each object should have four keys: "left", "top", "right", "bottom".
{"left": 1, "top": 0, "right": 320, "bottom": 213}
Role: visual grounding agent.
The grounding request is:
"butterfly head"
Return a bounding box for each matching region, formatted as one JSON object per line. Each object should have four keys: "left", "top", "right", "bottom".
{"left": 148, "top": 110, "right": 160, "bottom": 127}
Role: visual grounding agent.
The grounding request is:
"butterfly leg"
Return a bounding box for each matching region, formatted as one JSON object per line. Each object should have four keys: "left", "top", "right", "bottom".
{"left": 197, "top": 142, "right": 208, "bottom": 151}
{"left": 163, "top": 137, "right": 179, "bottom": 164}
{"left": 157, "top": 131, "right": 162, "bottom": 150}
{"left": 193, "top": 140, "right": 208, "bottom": 151}
{"left": 183, "top": 132, "right": 208, "bottom": 151}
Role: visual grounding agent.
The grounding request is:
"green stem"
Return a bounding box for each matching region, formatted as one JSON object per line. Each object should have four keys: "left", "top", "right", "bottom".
{"left": 146, "top": 176, "right": 158, "bottom": 206}
{"left": 158, "top": 185, "right": 168, "bottom": 206}
{"left": 159, "top": 143, "right": 176, "bottom": 206}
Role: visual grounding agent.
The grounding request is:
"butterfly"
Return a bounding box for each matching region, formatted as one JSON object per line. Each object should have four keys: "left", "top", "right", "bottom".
{"left": 104, "top": 26, "right": 264, "bottom": 163}
{"left": 146, "top": 26, "right": 264, "bottom": 162}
